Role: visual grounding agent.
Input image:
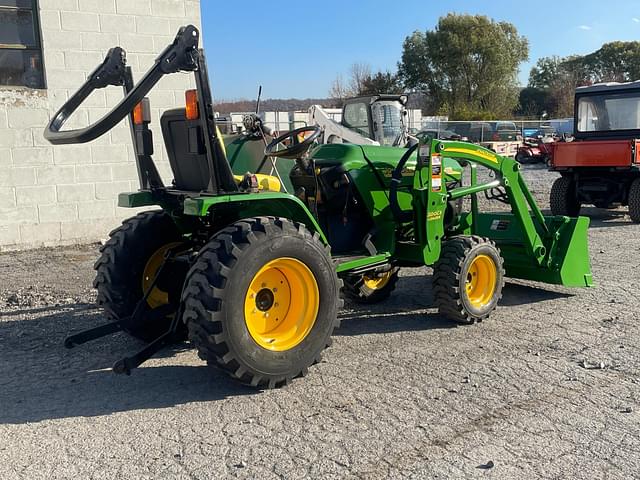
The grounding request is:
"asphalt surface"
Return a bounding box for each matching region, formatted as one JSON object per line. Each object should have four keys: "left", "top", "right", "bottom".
{"left": 1, "top": 164, "right": 639, "bottom": 479}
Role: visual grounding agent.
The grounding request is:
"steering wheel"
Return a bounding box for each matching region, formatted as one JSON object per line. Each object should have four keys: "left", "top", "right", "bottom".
{"left": 389, "top": 143, "right": 419, "bottom": 224}
{"left": 265, "top": 126, "right": 321, "bottom": 159}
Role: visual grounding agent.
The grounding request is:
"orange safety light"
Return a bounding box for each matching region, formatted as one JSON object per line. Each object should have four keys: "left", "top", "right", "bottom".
{"left": 185, "top": 89, "right": 199, "bottom": 120}
{"left": 132, "top": 98, "right": 150, "bottom": 125}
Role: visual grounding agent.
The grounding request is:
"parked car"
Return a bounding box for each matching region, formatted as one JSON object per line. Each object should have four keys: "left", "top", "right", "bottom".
{"left": 522, "top": 125, "right": 557, "bottom": 140}
{"left": 492, "top": 121, "right": 521, "bottom": 141}
{"left": 416, "top": 128, "right": 465, "bottom": 141}
{"left": 448, "top": 122, "right": 494, "bottom": 142}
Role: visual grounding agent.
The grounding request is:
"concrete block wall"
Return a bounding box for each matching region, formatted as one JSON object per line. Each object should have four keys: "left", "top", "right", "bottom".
{"left": 0, "top": 0, "right": 201, "bottom": 250}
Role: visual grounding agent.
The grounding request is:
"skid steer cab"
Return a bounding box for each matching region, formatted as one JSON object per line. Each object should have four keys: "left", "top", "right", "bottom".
{"left": 45, "top": 25, "right": 593, "bottom": 389}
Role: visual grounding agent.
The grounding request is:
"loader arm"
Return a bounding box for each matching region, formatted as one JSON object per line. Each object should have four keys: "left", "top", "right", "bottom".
{"left": 435, "top": 141, "right": 549, "bottom": 265}
{"left": 411, "top": 139, "right": 592, "bottom": 287}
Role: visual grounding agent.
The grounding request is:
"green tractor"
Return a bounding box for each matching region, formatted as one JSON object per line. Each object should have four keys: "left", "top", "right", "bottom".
{"left": 46, "top": 26, "right": 592, "bottom": 389}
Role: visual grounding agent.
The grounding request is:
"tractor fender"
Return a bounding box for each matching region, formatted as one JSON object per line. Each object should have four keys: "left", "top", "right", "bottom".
{"left": 183, "top": 192, "right": 329, "bottom": 244}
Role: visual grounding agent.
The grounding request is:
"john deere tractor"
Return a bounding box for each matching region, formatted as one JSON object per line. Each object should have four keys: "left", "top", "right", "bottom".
{"left": 45, "top": 26, "right": 592, "bottom": 389}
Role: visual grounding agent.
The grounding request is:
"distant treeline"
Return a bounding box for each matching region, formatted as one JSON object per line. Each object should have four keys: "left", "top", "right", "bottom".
{"left": 215, "top": 93, "right": 428, "bottom": 114}
{"left": 215, "top": 98, "right": 340, "bottom": 114}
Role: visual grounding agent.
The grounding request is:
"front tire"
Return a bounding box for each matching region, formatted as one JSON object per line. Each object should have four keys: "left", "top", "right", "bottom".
{"left": 550, "top": 176, "right": 581, "bottom": 217}
{"left": 433, "top": 236, "right": 504, "bottom": 324}
{"left": 342, "top": 268, "right": 400, "bottom": 304}
{"left": 629, "top": 178, "right": 640, "bottom": 223}
{"left": 182, "top": 217, "right": 341, "bottom": 389}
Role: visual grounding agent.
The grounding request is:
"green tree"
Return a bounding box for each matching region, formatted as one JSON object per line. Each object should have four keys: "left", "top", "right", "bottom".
{"left": 517, "top": 87, "right": 552, "bottom": 117}
{"left": 528, "top": 56, "right": 564, "bottom": 90}
{"left": 359, "top": 71, "right": 403, "bottom": 96}
{"left": 398, "top": 14, "right": 529, "bottom": 119}
{"left": 528, "top": 43, "right": 640, "bottom": 117}
{"left": 583, "top": 41, "right": 640, "bottom": 82}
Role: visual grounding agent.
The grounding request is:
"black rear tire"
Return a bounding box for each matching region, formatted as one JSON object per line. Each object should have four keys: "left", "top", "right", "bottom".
{"left": 342, "top": 268, "right": 399, "bottom": 304}
{"left": 515, "top": 151, "right": 532, "bottom": 164}
{"left": 93, "top": 211, "right": 187, "bottom": 342}
{"left": 433, "top": 236, "right": 504, "bottom": 324}
{"left": 550, "top": 176, "right": 581, "bottom": 216}
{"left": 182, "top": 217, "right": 342, "bottom": 389}
{"left": 629, "top": 178, "right": 640, "bottom": 223}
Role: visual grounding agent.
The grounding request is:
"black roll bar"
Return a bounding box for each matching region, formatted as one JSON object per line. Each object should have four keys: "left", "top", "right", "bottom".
{"left": 44, "top": 25, "right": 201, "bottom": 145}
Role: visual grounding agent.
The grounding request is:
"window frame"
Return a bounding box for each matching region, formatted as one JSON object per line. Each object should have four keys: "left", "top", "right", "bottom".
{"left": 342, "top": 101, "right": 371, "bottom": 138}
{"left": 574, "top": 89, "right": 640, "bottom": 139}
{"left": 0, "top": 0, "right": 46, "bottom": 90}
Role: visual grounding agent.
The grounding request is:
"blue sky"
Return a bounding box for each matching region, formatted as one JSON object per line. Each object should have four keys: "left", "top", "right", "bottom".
{"left": 200, "top": 0, "right": 640, "bottom": 100}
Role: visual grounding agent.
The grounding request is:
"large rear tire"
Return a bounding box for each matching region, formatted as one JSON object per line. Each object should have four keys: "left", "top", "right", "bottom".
{"left": 182, "top": 217, "right": 342, "bottom": 389}
{"left": 629, "top": 178, "right": 640, "bottom": 223}
{"left": 93, "top": 211, "right": 188, "bottom": 342}
{"left": 550, "top": 176, "right": 581, "bottom": 217}
{"left": 342, "top": 268, "right": 400, "bottom": 304}
{"left": 433, "top": 236, "right": 504, "bottom": 324}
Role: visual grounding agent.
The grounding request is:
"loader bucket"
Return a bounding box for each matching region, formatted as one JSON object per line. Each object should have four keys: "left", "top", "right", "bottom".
{"left": 475, "top": 213, "right": 593, "bottom": 287}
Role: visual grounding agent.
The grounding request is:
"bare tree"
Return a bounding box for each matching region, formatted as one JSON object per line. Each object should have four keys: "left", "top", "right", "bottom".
{"left": 329, "top": 74, "right": 350, "bottom": 102}
{"left": 348, "top": 63, "right": 372, "bottom": 96}
{"left": 329, "top": 63, "right": 373, "bottom": 102}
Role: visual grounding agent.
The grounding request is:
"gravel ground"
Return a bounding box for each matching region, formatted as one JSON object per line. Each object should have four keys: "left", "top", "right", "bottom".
{"left": 1, "top": 165, "right": 640, "bottom": 479}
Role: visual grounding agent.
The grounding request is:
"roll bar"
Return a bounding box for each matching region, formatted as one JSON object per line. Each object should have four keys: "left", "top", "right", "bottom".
{"left": 44, "top": 25, "right": 200, "bottom": 145}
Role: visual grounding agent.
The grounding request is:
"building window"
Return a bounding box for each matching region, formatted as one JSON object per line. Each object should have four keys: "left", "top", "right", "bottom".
{"left": 0, "top": 0, "right": 44, "bottom": 89}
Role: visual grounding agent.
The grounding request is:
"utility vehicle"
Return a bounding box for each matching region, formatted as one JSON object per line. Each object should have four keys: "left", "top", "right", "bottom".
{"left": 549, "top": 81, "right": 640, "bottom": 221}
{"left": 45, "top": 26, "right": 592, "bottom": 389}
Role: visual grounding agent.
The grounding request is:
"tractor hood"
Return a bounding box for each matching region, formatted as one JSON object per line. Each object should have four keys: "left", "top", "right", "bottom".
{"left": 310, "top": 143, "right": 462, "bottom": 183}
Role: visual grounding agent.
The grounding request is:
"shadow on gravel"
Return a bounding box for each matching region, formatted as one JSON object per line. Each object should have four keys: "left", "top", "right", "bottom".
{"left": 581, "top": 208, "right": 632, "bottom": 229}
{"left": 338, "top": 274, "right": 454, "bottom": 336}
{"left": 0, "top": 305, "right": 254, "bottom": 425}
{"left": 336, "top": 311, "right": 454, "bottom": 336}
{"left": 500, "top": 282, "right": 573, "bottom": 306}
{"left": 337, "top": 278, "right": 572, "bottom": 336}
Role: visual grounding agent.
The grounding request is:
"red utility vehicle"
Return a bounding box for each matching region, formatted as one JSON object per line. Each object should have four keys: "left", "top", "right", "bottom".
{"left": 549, "top": 81, "right": 640, "bottom": 222}
{"left": 516, "top": 136, "right": 555, "bottom": 164}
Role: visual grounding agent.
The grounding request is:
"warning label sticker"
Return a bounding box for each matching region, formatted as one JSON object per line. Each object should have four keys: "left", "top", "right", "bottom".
{"left": 431, "top": 154, "right": 442, "bottom": 192}
{"left": 490, "top": 219, "right": 510, "bottom": 231}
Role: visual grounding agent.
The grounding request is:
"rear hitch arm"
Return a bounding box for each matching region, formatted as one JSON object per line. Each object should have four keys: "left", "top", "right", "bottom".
{"left": 63, "top": 243, "right": 192, "bottom": 373}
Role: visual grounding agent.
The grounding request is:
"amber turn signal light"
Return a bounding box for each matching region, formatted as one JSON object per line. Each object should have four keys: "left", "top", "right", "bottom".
{"left": 185, "top": 89, "right": 199, "bottom": 120}
{"left": 132, "top": 98, "right": 151, "bottom": 125}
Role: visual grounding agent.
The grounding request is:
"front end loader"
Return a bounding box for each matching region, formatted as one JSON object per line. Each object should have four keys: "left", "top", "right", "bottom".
{"left": 44, "top": 26, "right": 592, "bottom": 389}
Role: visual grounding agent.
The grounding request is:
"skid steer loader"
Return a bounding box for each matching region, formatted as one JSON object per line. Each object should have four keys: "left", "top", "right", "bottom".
{"left": 45, "top": 26, "right": 592, "bottom": 389}
{"left": 309, "top": 94, "right": 412, "bottom": 147}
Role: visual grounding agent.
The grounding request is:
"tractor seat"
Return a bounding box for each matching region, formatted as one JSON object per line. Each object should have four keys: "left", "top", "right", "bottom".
{"left": 161, "top": 108, "right": 218, "bottom": 192}
{"left": 161, "top": 108, "right": 282, "bottom": 193}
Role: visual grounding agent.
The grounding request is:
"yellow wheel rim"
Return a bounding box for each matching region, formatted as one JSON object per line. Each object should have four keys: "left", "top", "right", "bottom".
{"left": 142, "top": 242, "right": 183, "bottom": 309}
{"left": 244, "top": 257, "right": 319, "bottom": 351}
{"left": 363, "top": 271, "right": 393, "bottom": 290}
{"left": 465, "top": 254, "right": 497, "bottom": 309}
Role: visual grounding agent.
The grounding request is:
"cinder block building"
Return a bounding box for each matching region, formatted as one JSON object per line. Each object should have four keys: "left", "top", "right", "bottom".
{"left": 0, "top": 0, "right": 201, "bottom": 250}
